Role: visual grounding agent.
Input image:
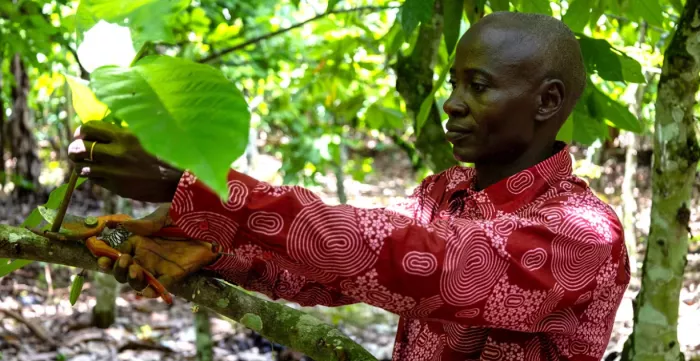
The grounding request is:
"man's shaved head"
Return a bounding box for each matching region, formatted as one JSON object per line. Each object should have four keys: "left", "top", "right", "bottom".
{"left": 443, "top": 11, "right": 587, "bottom": 177}
{"left": 473, "top": 11, "right": 587, "bottom": 112}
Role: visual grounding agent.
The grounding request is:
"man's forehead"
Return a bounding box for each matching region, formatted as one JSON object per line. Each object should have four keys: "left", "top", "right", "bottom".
{"left": 454, "top": 25, "right": 544, "bottom": 72}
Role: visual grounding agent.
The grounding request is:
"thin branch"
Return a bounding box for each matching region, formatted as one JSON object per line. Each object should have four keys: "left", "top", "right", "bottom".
{"left": 198, "top": 5, "right": 400, "bottom": 64}
{"left": 0, "top": 225, "right": 377, "bottom": 361}
{"left": 0, "top": 308, "right": 58, "bottom": 348}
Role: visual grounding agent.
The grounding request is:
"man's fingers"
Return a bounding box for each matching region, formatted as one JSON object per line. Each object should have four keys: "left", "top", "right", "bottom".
{"left": 97, "top": 257, "right": 114, "bottom": 272}
{"left": 73, "top": 121, "right": 118, "bottom": 142}
{"left": 68, "top": 141, "right": 121, "bottom": 165}
{"left": 128, "top": 264, "right": 148, "bottom": 292}
{"left": 120, "top": 206, "right": 170, "bottom": 235}
{"left": 139, "top": 286, "right": 159, "bottom": 299}
{"left": 113, "top": 254, "right": 132, "bottom": 283}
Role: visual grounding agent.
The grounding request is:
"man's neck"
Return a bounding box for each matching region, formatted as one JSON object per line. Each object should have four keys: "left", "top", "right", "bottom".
{"left": 473, "top": 142, "right": 557, "bottom": 191}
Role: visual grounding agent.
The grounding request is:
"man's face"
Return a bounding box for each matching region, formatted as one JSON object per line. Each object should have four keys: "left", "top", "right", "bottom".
{"left": 443, "top": 23, "right": 543, "bottom": 164}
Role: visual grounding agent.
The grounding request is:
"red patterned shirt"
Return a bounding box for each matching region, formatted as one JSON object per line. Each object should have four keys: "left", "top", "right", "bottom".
{"left": 169, "top": 142, "right": 630, "bottom": 361}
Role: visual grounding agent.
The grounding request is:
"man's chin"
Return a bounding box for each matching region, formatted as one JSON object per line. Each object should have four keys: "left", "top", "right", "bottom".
{"left": 452, "top": 149, "right": 477, "bottom": 164}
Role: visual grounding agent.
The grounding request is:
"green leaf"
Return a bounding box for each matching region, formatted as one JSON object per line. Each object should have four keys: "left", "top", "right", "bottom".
{"left": 619, "top": 54, "right": 646, "bottom": 83}
{"left": 592, "top": 88, "right": 643, "bottom": 133}
{"left": 90, "top": 56, "right": 251, "bottom": 199}
{"left": 365, "top": 102, "right": 404, "bottom": 130}
{"left": 489, "top": 0, "right": 509, "bottom": 11}
{"left": 326, "top": 0, "right": 340, "bottom": 12}
{"left": 464, "top": 0, "right": 485, "bottom": 24}
{"left": 400, "top": 0, "right": 435, "bottom": 36}
{"left": 0, "top": 259, "right": 33, "bottom": 279}
{"left": 557, "top": 116, "right": 574, "bottom": 143}
{"left": 577, "top": 35, "right": 625, "bottom": 82}
{"left": 22, "top": 178, "right": 88, "bottom": 229}
{"left": 76, "top": 0, "right": 189, "bottom": 48}
{"left": 516, "top": 0, "right": 551, "bottom": 15}
{"left": 573, "top": 108, "right": 607, "bottom": 145}
{"left": 562, "top": 0, "right": 591, "bottom": 33}
{"left": 443, "top": 0, "right": 464, "bottom": 55}
{"left": 627, "top": 0, "right": 664, "bottom": 28}
{"left": 65, "top": 75, "right": 109, "bottom": 122}
{"left": 417, "top": 53, "right": 455, "bottom": 137}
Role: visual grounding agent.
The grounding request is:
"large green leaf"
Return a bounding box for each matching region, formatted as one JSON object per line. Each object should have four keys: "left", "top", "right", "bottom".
{"left": 0, "top": 259, "right": 33, "bottom": 279}
{"left": 464, "top": 0, "right": 485, "bottom": 24}
{"left": 592, "top": 88, "right": 643, "bottom": 133}
{"left": 90, "top": 55, "right": 251, "bottom": 199}
{"left": 489, "top": 0, "right": 510, "bottom": 11}
{"left": 327, "top": 0, "right": 341, "bottom": 12}
{"left": 577, "top": 35, "right": 643, "bottom": 83}
{"left": 443, "top": 0, "right": 464, "bottom": 55}
{"left": 22, "top": 178, "right": 88, "bottom": 229}
{"left": 626, "top": 0, "right": 664, "bottom": 28}
{"left": 573, "top": 108, "right": 607, "bottom": 145}
{"left": 557, "top": 116, "right": 574, "bottom": 143}
{"left": 562, "top": 0, "right": 591, "bottom": 33}
{"left": 65, "top": 75, "right": 109, "bottom": 122}
{"left": 76, "top": 0, "right": 189, "bottom": 48}
{"left": 515, "top": 0, "right": 551, "bottom": 15}
{"left": 400, "top": 0, "right": 435, "bottom": 36}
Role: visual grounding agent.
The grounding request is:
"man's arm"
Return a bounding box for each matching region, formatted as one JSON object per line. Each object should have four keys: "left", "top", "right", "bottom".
{"left": 170, "top": 169, "right": 630, "bottom": 332}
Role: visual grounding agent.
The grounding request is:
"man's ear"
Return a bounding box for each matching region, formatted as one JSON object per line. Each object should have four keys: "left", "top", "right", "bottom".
{"left": 535, "top": 79, "right": 565, "bottom": 122}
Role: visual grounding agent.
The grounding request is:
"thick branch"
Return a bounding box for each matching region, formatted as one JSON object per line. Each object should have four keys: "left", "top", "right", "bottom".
{"left": 198, "top": 5, "right": 399, "bottom": 64}
{"left": 0, "top": 225, "right": 376, "bottom": 361}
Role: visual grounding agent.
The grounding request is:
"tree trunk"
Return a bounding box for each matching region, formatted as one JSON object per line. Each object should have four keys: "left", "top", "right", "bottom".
{"left": 393, "top": 0, "right": 458, "bottom": 173}
{"left": 621, "top": 2, "right": 700, "bottom": 360}
{"left": 1, "top": 67, "right": 5, "bottom": 185}
{"left": 92, "top": 192, "right": 120, "bottom": 329}
{"left": 9, "top": 54, "right": 41, "bottom": 202}
{"left": 621, "top": 21, "right": 650, "bottom": 278}
{"left": 194, "top": 309, "right": 214, "bottom": 361}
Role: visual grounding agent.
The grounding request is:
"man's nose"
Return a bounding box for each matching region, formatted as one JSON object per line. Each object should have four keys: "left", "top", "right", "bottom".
{"left": 442, "top": 96, "right": 467, "bottom": 117}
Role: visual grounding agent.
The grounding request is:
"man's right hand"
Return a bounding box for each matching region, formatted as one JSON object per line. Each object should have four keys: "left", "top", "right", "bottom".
{"left": 68, "top": 121, "right": 184, "bottom": 203}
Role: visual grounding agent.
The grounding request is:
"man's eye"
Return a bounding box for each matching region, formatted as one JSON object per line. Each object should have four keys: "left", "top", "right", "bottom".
{"left": 471, "top": 82, "right": 487, "bottom": 92}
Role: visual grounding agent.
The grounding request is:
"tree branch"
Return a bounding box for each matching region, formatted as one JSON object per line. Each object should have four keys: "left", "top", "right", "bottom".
{"left": 198, "top": 5, "right": 400, "bottom": 64}
{"left": 0, "top": 225, "right": 377, "bottom": 361}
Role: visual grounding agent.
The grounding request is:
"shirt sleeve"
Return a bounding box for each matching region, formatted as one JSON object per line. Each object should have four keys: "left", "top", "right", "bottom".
{"left": 169, "top": 169, "right": 629, "bottom": 333}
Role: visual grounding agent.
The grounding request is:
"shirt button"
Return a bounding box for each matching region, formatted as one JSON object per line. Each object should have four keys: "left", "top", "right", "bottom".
{"left": 199, "top": 221, "right": 209, "bottom": 231}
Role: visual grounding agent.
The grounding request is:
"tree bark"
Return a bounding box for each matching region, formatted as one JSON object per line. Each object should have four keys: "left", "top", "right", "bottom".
{"left": 0, "top": 225, "right": 377, "bottom": 361}
{"left": 393, "top": 0, "right": 458, "bottom": 173}
{"left": 194, "top": 309, "right": 214, "bottom": 361}
{"left": 621, "top": 1, "right": 700, "bottom": 360}
{"left": 92, "top": 192, "right": 120, "bottom": 329}
{"left": 9, "top": 54, "right": 41, "bottom": 202}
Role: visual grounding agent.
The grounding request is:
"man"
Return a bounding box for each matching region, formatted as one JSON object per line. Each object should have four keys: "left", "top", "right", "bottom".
{"left": 69, "top": 11, "right": 630, "bottom": 361}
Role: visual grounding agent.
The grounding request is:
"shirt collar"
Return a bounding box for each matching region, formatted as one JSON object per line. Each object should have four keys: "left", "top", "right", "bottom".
{"left": 462, "top": 141, "right": 575, "bottom": 213}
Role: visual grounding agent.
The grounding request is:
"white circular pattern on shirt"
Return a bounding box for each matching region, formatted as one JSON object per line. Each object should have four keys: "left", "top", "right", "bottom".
{"left": 389, "top": 214, "right": 414, "bottom": 228}
{"left": 404, "top": 295, "right": 443, "bottom": 318}
{"left": 172, "top": 189, "right": 194, "bottom": 213}
{"left": 570, "top": 340, "right": 591, "bottom": 355}
{"left": 293, "top": 187, "right": 320, "bottom": 206}
{"left": 455, "top": 308, "right": 480, "bottom": 318}
{"left": 177, "top": 211, "right": 239, "bottom": 251}
{"left": 506, "top": 170, "right": 535, "bottom": 194}
{"left": 402, "top": 251, "right": 438, "bottom": 276}
{"left": 288, "top": 204, "right": 377, "bottom": 277}
{"left": 533, "top": 308, "right": 579, "bottom": 334}
{"left": 493, "top": 217, "right": 518, "bottom": 236}
{"left": 552, "top": 217, "right": 611, "bottom": 291}
{"left": 294, "top": 287, "right": 334, "bottom": 307}
{"left": 540, "top": 206, "right": 567, "bottom": 232}
{"left": 444, "top": 323, "right": 488, "bottom": 354}
{"left": 247, "top": 211, "right": 284, "bottom": 236}
{"left": 440, "top": 224, "right": 508, "bottom": 306}
{"left": 222, "top": 180, "right": 248, "bottom": 211}
{"left": 575, "top": 291, "right": 592, "bottom": 305}
{"left": 521, "top": 248, "right": 548, "bottom": 271}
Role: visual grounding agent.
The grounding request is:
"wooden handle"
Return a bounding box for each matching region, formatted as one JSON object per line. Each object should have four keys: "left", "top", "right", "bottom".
{"left": 85, "top": 237, "right": 173, "bottom": 305}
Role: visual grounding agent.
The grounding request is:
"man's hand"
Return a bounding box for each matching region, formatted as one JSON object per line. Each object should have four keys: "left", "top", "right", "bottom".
{"left": 97, "top": 204, "right": 219, "bottom": 298}
{"left": 68, "top": 120, "right": 183, "bottom": 203}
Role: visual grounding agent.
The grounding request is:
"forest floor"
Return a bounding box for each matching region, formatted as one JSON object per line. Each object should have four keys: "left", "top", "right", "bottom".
{"left": 1, "top": 145, "right": 699, "bottom": 361}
